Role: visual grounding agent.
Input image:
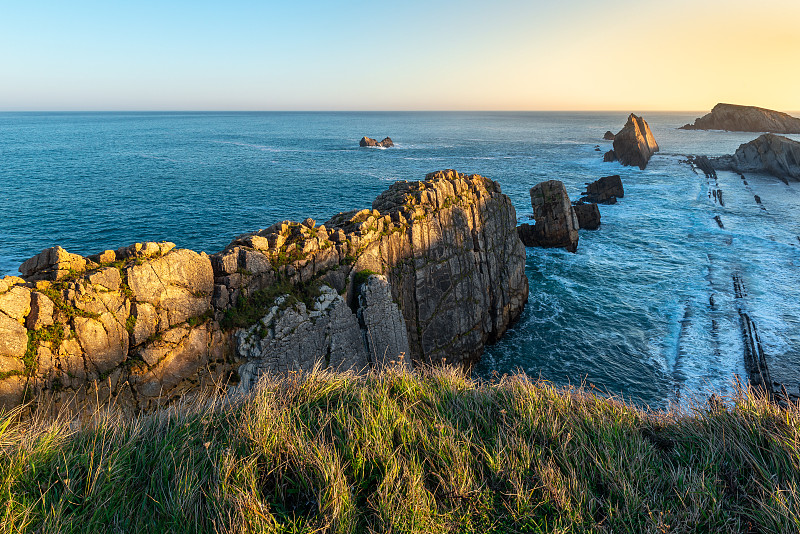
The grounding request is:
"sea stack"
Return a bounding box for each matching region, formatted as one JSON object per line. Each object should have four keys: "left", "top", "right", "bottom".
{"left": 359, "top": 136, "right": 394, "bottom": 148}
{"left": 604, "top": 114, "right": 659, "bottom": 170}
{"left": 680, "top": 103, "right": 800, "bottom": 134}
{"left": 517, "top": 180, "right": 580, "bottom": 252}
{"left": 580, "top": 175, "right": 624, "bottom": 204}
{"left": 711, "top": 134, "right": 800, "bottom": 182}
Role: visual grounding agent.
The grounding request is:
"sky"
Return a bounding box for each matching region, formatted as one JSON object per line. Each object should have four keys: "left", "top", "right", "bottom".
{"left": 1, "top": 0, "right": 798, "bottom": 111}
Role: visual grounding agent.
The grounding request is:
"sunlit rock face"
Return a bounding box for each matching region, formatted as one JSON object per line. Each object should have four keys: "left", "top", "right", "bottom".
{"left": 605, "top": 114, "right": 659, "bottom": 170}
{"left": 3, "top": 170, "right": 528, "bottom": 413}
{"left": 681, "top": 103, "right": 800, "bottom": 134}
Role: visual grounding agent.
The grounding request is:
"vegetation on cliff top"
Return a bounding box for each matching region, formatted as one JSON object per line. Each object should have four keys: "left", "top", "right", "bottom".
{"left": 0, "top": 367, "right": 798, "bottom": 533}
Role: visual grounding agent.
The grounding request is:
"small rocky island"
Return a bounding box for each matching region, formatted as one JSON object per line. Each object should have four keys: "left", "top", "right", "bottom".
{"left": 603, "top": 114, "right": 659, "bottom": 170}
{"left": 680, "top": 103, "right": 800, "bottom": 134}
{"left": 0, "top": 170, "right": 528, "bottom": 413}
{"left": 712, "top": 133, "right": 800, "bottom": 182}
{"left": 359, "top": 136, "right": 394, "bottom": 148}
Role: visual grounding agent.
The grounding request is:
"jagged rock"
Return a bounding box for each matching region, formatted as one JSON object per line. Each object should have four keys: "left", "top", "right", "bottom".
{"left": 580, "top": 175, "right": 624, "bottom": 204}
{"left": 603, "top": 131, "right": 616, "bottom": 140}
{"left": 572, "top": 202, "right": 601, "bottom": 230}
{"left": 356, "top": 274, "right": 412, "bottom": 368}
{"left": 8, "top": 169, "right": 527, "bottom": 413}
{"left": 518, "top": 180, "right": 579, "bottom": 252}
{"left": 605, "top": 114, "right": 659, "bottom": 170}
{"left": 19, "top": 246, "right": 87, "bottom": 281}
{"left": 711, "top": 134, "right": 800, "bottom": 182}
{"left": 126, "top": 249, "right": 213, "bottom": 329}
{"left": 603, "top": 150, "right": 617, "bottom": 163}
{"left": 26, "top": 292, "right": 54, "bottom": 330}
{"left": 359, "top": 136, "right": 393, "bottom": 148}
{"left": 236, "top": 287, "right": 368, "bottom": 389}
{"left": 680, "top": 103, "right": 800, "bottom": 133}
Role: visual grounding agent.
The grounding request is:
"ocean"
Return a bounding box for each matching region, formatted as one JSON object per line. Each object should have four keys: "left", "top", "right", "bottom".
{"left": 2, "top": 111, "right": 799, "bottom": 407}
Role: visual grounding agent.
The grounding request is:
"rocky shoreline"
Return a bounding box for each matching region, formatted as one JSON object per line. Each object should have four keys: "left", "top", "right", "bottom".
{"left": 0, "top": 170, "right": 528, "bottom": 414}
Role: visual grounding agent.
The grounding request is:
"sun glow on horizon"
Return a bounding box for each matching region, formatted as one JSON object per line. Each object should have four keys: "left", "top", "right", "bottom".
{"left": 0, "top": 0, "right": 797, "bottom": 112}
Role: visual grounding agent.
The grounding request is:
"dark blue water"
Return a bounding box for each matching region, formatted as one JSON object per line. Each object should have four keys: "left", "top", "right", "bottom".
{"left": 3, "top": 111, "right": 800, "bottom": 406}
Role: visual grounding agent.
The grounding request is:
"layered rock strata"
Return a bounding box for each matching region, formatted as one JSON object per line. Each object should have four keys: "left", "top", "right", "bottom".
{"left": 711, "top": 134, "right": 800, "bottom": 182}
{"left": 359, "top": 136, "right": 394, "bottom": 148}
{"left": 517, "top": 180, "right": 579, "bottom": 252}
{"left": 1, "top": 170, "right": 528, "bottom": 413}
{"left": 680, "top": 103, "right": 800, "bottom": 134}
{"left": 604, "top": 114, "right": 659, "bottom": 170}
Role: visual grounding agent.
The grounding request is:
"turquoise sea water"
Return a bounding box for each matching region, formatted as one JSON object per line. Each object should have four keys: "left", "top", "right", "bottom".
{"left": 2, "top": 111, "right": 800, "bottom": 407}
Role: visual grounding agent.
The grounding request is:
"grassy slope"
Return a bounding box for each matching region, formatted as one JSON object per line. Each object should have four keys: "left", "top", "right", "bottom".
{"left": 1, "top": 368, "right": 799, "bottom": 534}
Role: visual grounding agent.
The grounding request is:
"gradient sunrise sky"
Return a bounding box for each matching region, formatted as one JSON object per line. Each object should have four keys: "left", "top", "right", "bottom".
{"left": 2, "top": 0, "right": 798, "bottom": 111}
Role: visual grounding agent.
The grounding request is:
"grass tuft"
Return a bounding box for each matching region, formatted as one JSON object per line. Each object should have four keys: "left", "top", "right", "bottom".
{"left": 0, "top": 368, "right": 799, "bottom": 532}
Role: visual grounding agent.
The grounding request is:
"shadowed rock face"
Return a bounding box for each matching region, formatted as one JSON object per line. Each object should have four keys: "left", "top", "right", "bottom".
{"left": 681, "top": 104, "right": 800, "bottom": 134}
{"left": 580, "top": 175, "right": 624, "bottom": 204}
{"left": 603, "top": 131, "right": 615, "bottom": 140}
{"left": 607, "top": 114, "right": 659, "bottom": 170}
{"left": 711, "top": 134, "right": 800, "bottom": 182}
{"left": 572, "top": 202, "right": 601, "bottom": 230}
{"left": 1, "top": 170, "right": 528, "bottom": 413}
{"left": 517, "top": 180, "right": 579, "bottom": 253}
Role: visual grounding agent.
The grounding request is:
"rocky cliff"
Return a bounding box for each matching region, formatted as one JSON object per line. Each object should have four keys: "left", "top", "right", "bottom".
{"left": 0, "top": 170, "right": 528, "bottom": 413}
{"left": 711, "top": 134, "right": 800, "bottom": 182}
{"left": 680, "top": 103, "right": 800, "bottom": 134}
{"left": 604, "top": 114, "right": 659, "bottom": 170}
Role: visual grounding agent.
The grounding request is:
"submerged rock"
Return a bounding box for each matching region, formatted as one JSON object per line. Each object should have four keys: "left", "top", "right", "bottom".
{"left": 711, "top": 134, "right": 800, "bottom": 182}
{"left": 518, "top": 180, "right": 579, "bottom": 252}
{"left": 680, "top": 103, "right": 800, "bottom": 134}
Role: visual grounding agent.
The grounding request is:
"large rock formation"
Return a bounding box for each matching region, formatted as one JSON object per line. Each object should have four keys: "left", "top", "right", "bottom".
{"left": 604, "top": 114, "right": 659, "bottom": 170}
{"left": 579, "top": 175, "right": 624, "bottom": 204}
{"left": 1, "top": 170, "right": 528, "bottom": 413}
{"left": 680, "top": 103, "right": 800, "bottom": 134}
{"left": 517, "top": 180, "right": 579, "bottom": 252}
{"left": 711, "top": 134, "right": 800, "bottom": 182}
{"left": 360, "top": 136, "right": 394, "bottom": 148}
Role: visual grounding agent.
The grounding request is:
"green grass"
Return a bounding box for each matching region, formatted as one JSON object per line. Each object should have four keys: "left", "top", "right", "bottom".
{"left": 220, "top": 278, "right": 321, "bottom": 331}
{"left": 1, "top": 367, "right": 799, "bottom": 533}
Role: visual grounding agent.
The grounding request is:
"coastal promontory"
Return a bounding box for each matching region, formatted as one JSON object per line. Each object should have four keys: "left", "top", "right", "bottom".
{"left": 680, "top": 103, "right": 800, "bottom": 134}
{"left": 0, "top": 170, "right": 528, "bottom": 413}
{"left": 712, "top": 133, "right": 800, "bottom": 182}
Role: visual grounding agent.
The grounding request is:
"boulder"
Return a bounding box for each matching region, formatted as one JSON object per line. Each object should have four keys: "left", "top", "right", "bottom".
{"left": 603, "top": 150, "right": 617, "bottom": 163}
{"left": 603, "top": 131, "right": 616, "bottom": 140}
{"left": 711, "top": 134, "right": 800, "bottom": 182}
{"left": 126, "top": 249, "right": 213, "bottom": 329}
{"left": 0, "top": 313, "right": 28, "bottom": 360}
{"left": 517, "top": 180, "right": 579, "bottom": 253}
{"left": 680, "top": 103, "right": 800, "bottom": 133}
{"left": 580, "top": 175, "right": 624, "bottom": 204}
{"left": 605, "top": 114, "right": 659, "bottom": 169}
{"left": 19, "top": 246, "right": 87, "bottom": 281}
{"left": 379, "top": 137, "right": 394, "bottom": 148}
{"left": 572, "top": 202, "right": 601, "bottom": 230}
